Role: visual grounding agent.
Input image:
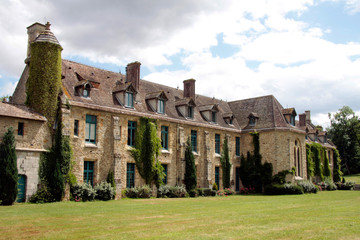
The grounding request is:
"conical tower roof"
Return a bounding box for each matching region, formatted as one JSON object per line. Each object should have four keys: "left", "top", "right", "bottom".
{"left": 34, "top": 22, "right": 62, "bottom": 49}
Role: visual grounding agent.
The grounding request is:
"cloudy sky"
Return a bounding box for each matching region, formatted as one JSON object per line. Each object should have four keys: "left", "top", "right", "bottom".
{"left": 0, "top": 0, "right": 359, "bottom": 128}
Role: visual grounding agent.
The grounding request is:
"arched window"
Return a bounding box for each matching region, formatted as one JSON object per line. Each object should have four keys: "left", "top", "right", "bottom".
{"left": 294, "top": 140, "right": 301, "bottom": 177}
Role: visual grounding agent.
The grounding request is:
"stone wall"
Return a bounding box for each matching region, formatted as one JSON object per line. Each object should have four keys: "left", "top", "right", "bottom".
{"left": 0, "top": 115, "right": 50, "bottom": 201}
{"left": 65, "top": 105, "right": 310, "bottom": 197}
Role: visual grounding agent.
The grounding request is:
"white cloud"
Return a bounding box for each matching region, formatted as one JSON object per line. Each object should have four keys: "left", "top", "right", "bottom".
{"left": 345, "top": 0, "right": 360, "bottom": 14}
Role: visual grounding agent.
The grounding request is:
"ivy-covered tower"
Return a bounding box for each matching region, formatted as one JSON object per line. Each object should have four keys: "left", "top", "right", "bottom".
{"left": 25, "top": 22, "right": 63, "bottom": 128}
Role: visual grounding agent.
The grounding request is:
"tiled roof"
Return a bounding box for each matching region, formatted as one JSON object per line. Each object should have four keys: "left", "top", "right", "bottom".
{"left": 0, "top": 102, "right": 46, "bottom": 121}
{"left": 60, "top": 60, "right": 239, "bottom": 130}
{"left": 228, "top": 95, "right": 293, "bottom": 130}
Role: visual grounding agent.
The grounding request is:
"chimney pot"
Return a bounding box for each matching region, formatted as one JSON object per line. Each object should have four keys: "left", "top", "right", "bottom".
{"left": 299, "top": 113, "right": 306, "bottom": 127}
{"left": 126, "top": 61, "right": 141, "bottom": 91}
{"left": 305, "top": 110, "right": 311, "bottom": 123}
{"left": 183, "top": 79, "right": 196, "bottom": 99}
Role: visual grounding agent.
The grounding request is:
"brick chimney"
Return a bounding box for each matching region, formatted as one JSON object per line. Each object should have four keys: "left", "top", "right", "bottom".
{"left": 25, "top": 22, "right": 46, "bottom": 64}
{"left": 183, "top": 79, "right": 195, "bottom": 99}
{"left": 299, "top": 113, "right": 306, "bottom": 127}
{"left": 305, "top": 110, "right": 311, "bottom": 123}
{"left": 126, "top": 61, "right": 141, "bottom": 91}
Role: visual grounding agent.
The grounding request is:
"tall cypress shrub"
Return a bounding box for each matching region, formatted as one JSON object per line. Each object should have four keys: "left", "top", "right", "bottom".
{"left": 0, "top": 128, "right": 18, "bottom": 205}
{"left": 220, "top": 137, "right": 231, "bottom": 188}
{"left": 184, "top": 137, "right": 197, "bottom": 192}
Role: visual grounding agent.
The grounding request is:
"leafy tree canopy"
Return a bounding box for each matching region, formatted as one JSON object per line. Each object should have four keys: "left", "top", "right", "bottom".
{"left": 327, "top": 106, "right": 360, "bottom": 174}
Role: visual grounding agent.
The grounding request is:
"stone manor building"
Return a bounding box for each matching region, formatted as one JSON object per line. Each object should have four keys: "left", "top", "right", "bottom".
{"left": 0, "top": 22, "right": 336, "bottom": 201}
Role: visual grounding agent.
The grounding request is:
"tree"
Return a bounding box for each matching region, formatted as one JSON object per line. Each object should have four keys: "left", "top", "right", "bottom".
{"left": 184, "top": 137, "right": 197, "bottom": 192}
{"left": 0, "top": 128, "right": 18, "bottom": 205}
{"left": 327, "top": 106, "right": 360, "bottom": 174}
{"left": 130, "top": 117, "right": 164, "bottom": 186}
{"left": 220, "top": 137, "right": 231, "bottom": 188}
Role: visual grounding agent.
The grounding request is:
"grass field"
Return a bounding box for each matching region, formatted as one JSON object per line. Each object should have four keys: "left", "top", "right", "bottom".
{"left": 0, "top": 191, "right": 359, "bottom": 240}
{"left": 344, "top": 173, "right": 360, "bottom": 184}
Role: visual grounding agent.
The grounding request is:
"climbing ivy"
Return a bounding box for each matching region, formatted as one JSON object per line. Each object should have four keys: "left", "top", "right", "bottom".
{"left": 26, "top": 41, "right": 62, "bottom": 129}
{"left": 220, "top": 137, "right": 231, "bottom": 189}
{"left": 333, "top": 149, "right": 343, "bottom": 182}
{"left": 306, "top": 144, "right": 315, "bottom": 179}
{"left": 323, "top": 149, "right": 332, "bottom": 178}
{"left": 239, "top": 132, "right": 273, "bottom": 192}
{"left": 130, "top": 117, "right": 164, "bottom": 187}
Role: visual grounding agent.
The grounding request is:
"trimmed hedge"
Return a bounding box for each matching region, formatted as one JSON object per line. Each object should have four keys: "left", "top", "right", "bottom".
{"left": 265, "top": 183, "right": 303, "bottom": 195}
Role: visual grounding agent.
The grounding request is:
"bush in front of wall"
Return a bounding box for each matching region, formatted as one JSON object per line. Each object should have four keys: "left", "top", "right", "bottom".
{"left": 71, "top": 183, "right": 96, "bottom": 202}
{"left": 212, "top": 183, "right": 218, "bottom": 191}
{"left": 189, "top": 189, "right": 198, "bottom": 198}
{"left": 29, "top": 185, "right": 54, "bottom": 203}
{"left": 297, "top": 181, "right": 318, "bottom": 193}
{"left": 265, "top": 183, "right": 303, "bottom": 195}
{"left": 94, "top": 182, "right": 115, "bottom": 201}
{"left": 335, "top": 181, "right": 355, "bottom": 190}
{"left": 157, "top": 185, "right": 187, "bottom": 198}
{"left": 124, "top": 185, "right": 152, "bottom": 198}
{"left": 196, "top": 188, "right": 216, "bottom": 197}
{"left": 317, "top": 178, "right": 337, "bottom": 191}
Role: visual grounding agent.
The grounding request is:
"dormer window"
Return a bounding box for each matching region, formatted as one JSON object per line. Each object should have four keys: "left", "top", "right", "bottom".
{"left": 290, "top": 115, "right": 295, "bottom": 126}
{"left": 145, "top": 91, "right": 168, "bottom": 114}
{"left": 249, "top": 116, "right": 256, "bottom": 126}
{"left": 125, "top": 92, "right": 134, "bottom": 108}
{"left": 175, "top": 97, "right": 196, "bottom": 119}
{"left": 188, "top": 106, "right": 194, "bottom": 118}
{"left": 223, "top": 113, "right": 234, "bottom": 125}
{"left": 158, "top": 99, "right": 165, "bottom": 114}
{"left": 83, "top": 84, "right": 91, "bottom": 97}
{"left": 198, "top": 104, "right": 219, "bottom": 123}
{"left": 212, "top": 111, "right": 217, "bottom": 123}
{"left": 282, "top": 108, "right": 297, "bottom": 126}
{"left": 113, "top": 83, "right": 137, "bottom": 108}
{"left": 248, "top": 112, "right": 259, "bottom": 127}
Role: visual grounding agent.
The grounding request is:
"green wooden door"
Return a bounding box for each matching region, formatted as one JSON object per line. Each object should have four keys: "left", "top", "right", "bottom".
{"left": 17, "top": 175, "right": 26, "bottom": 203}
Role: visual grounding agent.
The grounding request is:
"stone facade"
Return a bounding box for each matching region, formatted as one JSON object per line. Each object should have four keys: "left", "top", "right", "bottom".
{"left": 0, "top": 110, "right": 50, "bottom": 201}
{"left": 1, "top": 22, "right": 338, "bottom": 202}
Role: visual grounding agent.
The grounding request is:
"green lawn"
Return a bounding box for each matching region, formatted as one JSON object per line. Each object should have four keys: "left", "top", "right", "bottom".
{"left": 0, "top": 191, "right": 359, "bottom": 240}
{"left": 344, "top": 173, "right": 360, "bottom": 184}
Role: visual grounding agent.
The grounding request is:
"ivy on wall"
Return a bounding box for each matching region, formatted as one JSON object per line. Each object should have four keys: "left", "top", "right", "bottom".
{"left": 333, "top": 149, "right": 343, "bottom": 182}
{"left": 239, "top": 132, "right": 273, "bottom": 192}
{"left": 26, "top": 41, "right": 62, "bottom": 129}
{"left": 306, "top": 144, "right": 315, "bottom": 179}
{"left": 130, "top": 117, "right": 164, "bottom": 187}
{"left": 220, "top": 137, "right": 231, "bottom": 189}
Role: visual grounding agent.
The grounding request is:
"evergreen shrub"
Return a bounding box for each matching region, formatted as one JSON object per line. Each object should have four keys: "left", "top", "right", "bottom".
{"left": 212, "top": 183, "right": 218, "bottom": 191}
{"left": 0, "top": 128, "right": 18, "bottom": 205}
{"left": 29, "top": 185, "right": 54, "bottom": 203}
{"left": 72, "top": 183, "right": 96, "bottom": 202}
{"left": 157, "top": 185, "right": 186, "bottom": 198}
{"left": 297, "top": 181, "right": 318, "bottom": 193}
{"left": 265, "top": 184, "right": 303, "bottom": 195}
{"left": 94, "top": 182, "right": 115, "bottom": 201}
{"left": 196, "top": 188, "right": 216, "bottom": 196}
{"left": 189, "top": 189, "right": 198, "bottom": 197}
{"left": 335, "top": 181, "right": 355, "bottom": 190}
{"left": 124, "top": 185, "right": 152, "bottom": 198}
